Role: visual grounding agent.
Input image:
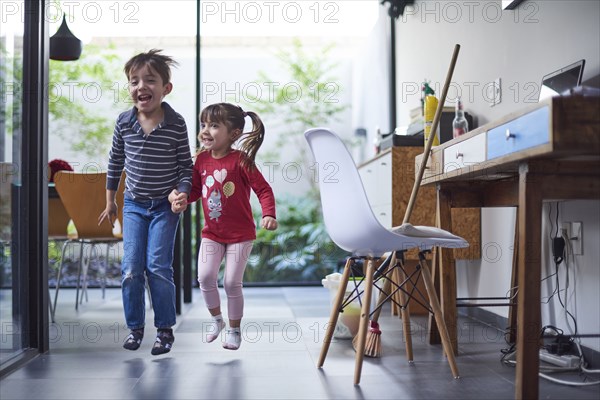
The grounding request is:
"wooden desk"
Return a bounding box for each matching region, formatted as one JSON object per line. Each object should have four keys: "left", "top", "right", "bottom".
{"left": 416, "top": 96, "right": 600, "bottom": 399}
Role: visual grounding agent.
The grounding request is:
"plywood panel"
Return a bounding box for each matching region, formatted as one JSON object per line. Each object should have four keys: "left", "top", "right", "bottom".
{"left": 391, "top": 146, "right": 480, "bottom": 260}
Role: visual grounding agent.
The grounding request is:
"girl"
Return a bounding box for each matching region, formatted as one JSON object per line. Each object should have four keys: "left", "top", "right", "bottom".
{"left": 170, "top": 103, "right": 277, "bottom": 350}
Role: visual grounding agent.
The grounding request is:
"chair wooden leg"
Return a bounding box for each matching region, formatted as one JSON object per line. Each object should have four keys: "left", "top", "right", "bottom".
{"left": 317, "top": 258, "right": 353, "bottom": 368}
{"left": 419, "top": 254, "right": 460, "bottom": 378}
{"left": 395, "top": 265, "right": 414, "bottom": 362}
{"left": 353, "top": 258, "right": 375, "bottom": 385}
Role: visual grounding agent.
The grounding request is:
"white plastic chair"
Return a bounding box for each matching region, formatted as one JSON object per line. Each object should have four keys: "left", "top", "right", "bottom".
{"left": 304, "top": 127, "right": 469, "bottom": 385}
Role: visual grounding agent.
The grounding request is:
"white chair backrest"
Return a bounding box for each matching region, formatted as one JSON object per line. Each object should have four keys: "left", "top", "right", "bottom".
{"left": 304, "top": 128, "right": 388, "bottom": 253}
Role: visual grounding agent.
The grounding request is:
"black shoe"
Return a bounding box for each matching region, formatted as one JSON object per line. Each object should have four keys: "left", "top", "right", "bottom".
{"left": 151, "top": 329, "right": 174, "bottom": 356}
{"left": 123, "top": 329, "right": 144, "bottom": 351}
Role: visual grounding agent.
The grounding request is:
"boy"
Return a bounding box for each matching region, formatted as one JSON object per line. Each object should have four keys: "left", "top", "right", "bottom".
{"left": 98, "top": 49, "right": 193, "bottom": 355}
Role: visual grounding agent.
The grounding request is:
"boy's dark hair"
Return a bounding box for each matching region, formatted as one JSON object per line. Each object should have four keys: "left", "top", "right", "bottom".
{"left": 124, "top": 49, "right": 178, "bottom": 84}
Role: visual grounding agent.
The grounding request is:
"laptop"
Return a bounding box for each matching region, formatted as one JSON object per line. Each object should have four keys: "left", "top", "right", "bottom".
{"left": 539, "top": 59, "right": 585, "bottom": 101}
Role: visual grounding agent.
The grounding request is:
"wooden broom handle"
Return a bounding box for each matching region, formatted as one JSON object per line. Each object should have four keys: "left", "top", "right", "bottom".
{"left": 403, "top": 44, "right": 461, "bottom": 225}
{"left": 370, "top": 252, "right": 396, "bottom": 322}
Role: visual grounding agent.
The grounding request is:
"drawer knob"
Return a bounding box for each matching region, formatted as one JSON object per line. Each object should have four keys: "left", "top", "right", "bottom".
{"left": 456, "top": 151, "right": 464, "bottom": 159}
{"left": 505, "top": 129, "right": 516, "bottom": 140}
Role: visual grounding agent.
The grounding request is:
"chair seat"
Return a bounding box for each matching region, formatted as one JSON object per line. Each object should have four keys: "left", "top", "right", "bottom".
{"left": 333, "top": 219, "right": 468, "bottom": 258}
{"left": 391, "top": 222, "right": 467, "bottom": 240}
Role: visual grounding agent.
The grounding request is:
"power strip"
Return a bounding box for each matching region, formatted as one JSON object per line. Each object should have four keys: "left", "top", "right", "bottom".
{"left": 539, "top": 349, "right": 580, "bottom": 368}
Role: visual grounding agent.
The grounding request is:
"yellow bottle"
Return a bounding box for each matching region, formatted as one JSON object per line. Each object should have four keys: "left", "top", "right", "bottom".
{"left": 424, "top": 95, "right": 440, "bottom": 146}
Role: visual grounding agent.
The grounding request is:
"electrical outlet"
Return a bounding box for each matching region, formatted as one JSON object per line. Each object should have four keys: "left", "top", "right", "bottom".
{"left": 494, "top": 77, "right": 501, "bottom": 105}
{"left": 571, "top": 221, "right": 583, "bottom": 255}
{"left": 487, "top": 78, "right": 502, "bottom": 107}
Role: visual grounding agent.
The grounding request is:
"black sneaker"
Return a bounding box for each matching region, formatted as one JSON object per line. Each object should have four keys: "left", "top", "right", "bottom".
{"left": 151, "top": 329, "right": 174, "bottom": 356}
{"left": 123, "top": 329, "right": 144, "bottom": 351}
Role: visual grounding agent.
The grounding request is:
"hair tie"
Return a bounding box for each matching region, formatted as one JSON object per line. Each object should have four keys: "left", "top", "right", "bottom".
{"left": 237, "top": 105, "right": 248, "bottom": 117}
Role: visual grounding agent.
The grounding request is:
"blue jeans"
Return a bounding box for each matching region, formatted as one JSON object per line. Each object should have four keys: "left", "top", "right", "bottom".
{"left": 122, "top": 195, "right": 179, "bottom": 330}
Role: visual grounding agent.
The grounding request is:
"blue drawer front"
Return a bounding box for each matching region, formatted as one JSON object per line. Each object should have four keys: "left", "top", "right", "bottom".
{"left": 487, "top": 106, "right": 550, "bottom": 159}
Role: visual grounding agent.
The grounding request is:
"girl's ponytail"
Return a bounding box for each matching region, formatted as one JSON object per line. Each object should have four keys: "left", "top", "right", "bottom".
{"left": 238, "top": 110, "right": 265, "bottom": 170}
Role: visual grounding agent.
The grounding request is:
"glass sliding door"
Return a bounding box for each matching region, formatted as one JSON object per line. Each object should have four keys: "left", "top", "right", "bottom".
{"left": 0, "top": 0, "right": 25, "bottom": 367}
{"left": 1, "top": 0, "right": 49, "bottom": 375}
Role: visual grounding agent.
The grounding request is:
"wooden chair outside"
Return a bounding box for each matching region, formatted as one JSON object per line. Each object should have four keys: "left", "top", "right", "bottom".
{"left": 48, "top": 191, "right": 74, "bottom": 322}
{"left": 53, "top": 170, "right": 124, "bottom": 313}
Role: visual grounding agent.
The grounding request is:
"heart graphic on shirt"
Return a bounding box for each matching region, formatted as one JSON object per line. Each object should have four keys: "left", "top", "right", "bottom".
{"left": 213, "top": 169, "right": 227, "bottom": 184}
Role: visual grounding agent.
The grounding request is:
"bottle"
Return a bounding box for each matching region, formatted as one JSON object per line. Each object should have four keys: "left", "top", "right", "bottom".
{"left": 373, "top": 127, "right": 382, "bottom": 155}
{"left": 452, "top": 96, "right": 469, "bottom": 138}
{"left": 423, "top": 95, "right": 440, "bottom": 146}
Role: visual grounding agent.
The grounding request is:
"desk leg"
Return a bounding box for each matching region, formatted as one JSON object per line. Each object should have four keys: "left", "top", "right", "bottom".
{"left": 515, "top": 165, "right": 542, "bottom": 400}
{"left": 428, "top": 187, "right": 458, "bottom": 355}
{"left": 507, "top": 209, "right": 519, "bottom": 344}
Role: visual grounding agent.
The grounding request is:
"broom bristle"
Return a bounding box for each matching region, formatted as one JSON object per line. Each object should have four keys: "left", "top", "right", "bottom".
{"left": 352, "top": 320, "right": 383, "bottom": 358}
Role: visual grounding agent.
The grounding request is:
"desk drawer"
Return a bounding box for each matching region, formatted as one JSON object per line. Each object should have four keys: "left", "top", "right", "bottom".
{"left": 443, "top": 133, "right": 486, "bottom": 173}
{"left": 359, "top": 152, "right": 391, "bottom": 207}
{"left": 487, "top": 106, "right": 549, "bottom": 159}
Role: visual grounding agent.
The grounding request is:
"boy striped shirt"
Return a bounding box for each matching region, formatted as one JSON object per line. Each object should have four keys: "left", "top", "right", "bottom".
{"left": 106, "top": 102, "right": 193, "bottom": 200}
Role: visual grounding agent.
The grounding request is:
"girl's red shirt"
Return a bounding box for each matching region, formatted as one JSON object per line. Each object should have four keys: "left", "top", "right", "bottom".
{"left": 189, "top": 150, "right": 276, "bottom": 243}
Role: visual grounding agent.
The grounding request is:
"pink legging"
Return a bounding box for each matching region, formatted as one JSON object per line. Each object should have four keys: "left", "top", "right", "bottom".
{"left": 197, "top": 238, "right": 253, "bottom": 320}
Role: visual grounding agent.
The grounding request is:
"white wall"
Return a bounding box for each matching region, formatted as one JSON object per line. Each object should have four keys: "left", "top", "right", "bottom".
{"left": 394, "top": 1, "right": 600, "bottom": 351}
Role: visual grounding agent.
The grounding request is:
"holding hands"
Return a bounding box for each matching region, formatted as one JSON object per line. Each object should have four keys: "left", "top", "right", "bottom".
{"left": 169, "top": 189, "right": 189, "bottom": 214}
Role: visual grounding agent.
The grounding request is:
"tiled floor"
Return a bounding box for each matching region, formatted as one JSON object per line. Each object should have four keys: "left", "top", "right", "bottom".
{"left": 1, "top": 286, "right": 598, "bottom": 399}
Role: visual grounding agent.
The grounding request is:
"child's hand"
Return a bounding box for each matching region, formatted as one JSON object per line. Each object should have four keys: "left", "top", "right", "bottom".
{"left": 172, "top": 201, "right": 188, "bottom": 214}
{"left": 261, "top": 216, "right": 278, "bottom": 231}
{"left": 98, "top": 202, "right": 117, "bottom": 228}
{"left": 169, "top": 189, "right": 189, "bottom": 214}
{"left": 168, "top": 189, "right": 180, "bottom": 204}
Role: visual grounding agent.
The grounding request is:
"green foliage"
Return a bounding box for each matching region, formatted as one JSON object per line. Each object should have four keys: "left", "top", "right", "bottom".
{"left": 242, "top": 38, "right": 348, "bottom": 197}
{"left": 237, "top": 38, "right": 351, "bottom": 283}
{"left": 49, "top": 43, "right": 124, "bottom": 160}
{"left": 0, "top": 41, "right": 23, "bottom": 136}
{"left": 245, "top": 194, "right": 348, "bottom": 283}
{"left": 247, "top": 38, "right": 347, "bottom": 131}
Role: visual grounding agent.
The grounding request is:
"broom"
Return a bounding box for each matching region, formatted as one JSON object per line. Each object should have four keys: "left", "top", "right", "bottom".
{"left": 356, "top": 44, "right": 462, "bottom": 359}
{"left": 353, "top": 253, "right": 395, "bottom": 358}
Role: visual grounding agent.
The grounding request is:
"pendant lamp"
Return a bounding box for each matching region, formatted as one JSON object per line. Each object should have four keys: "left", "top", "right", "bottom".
{"left": 50, "top": 15, "right": 82, "bottom": 61}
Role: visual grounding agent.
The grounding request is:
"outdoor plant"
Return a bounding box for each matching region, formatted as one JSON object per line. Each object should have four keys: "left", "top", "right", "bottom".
{"left": 243, "top": 37, "right": 348, "bottom": 198}
{"left": 238, "top": 38, "right": 351, "bottom": 284}
{"left": 48, "top": 42, "right": 124, "bottom": 162}
{"left": 245, "top": 194, "right": 348, "bottom": 284}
